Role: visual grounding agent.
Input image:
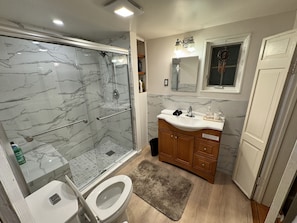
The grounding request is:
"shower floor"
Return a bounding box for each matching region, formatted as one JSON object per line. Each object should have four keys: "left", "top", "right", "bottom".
{"left": 68, "top": 139, "right": 131, "bottom": 189}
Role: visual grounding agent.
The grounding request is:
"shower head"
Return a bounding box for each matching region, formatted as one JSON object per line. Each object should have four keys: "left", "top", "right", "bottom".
{"left": 99, "top": 51, "right": 107, "bottom": 57}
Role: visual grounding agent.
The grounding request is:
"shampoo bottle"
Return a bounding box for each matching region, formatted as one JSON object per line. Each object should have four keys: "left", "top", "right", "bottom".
{"left": 10, "top": 142, "right": 26, "bottom": 165}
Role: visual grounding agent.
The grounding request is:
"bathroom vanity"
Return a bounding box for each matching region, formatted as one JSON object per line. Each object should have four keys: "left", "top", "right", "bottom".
{"left": 158, "top": 111, "right": 224, "bottom": 183}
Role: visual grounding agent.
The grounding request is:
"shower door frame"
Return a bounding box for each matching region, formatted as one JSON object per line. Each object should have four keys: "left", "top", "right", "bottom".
{"left": 0, "top": 24, "right": 137, "bottom": 194}
{"left": 0, "top": 25, "right": 128, "bottom": 54}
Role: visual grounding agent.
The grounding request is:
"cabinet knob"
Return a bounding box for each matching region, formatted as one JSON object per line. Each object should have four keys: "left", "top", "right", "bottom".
{"left": 174, "top": 136, "right": 178, "bottom": 139}
{"left": 201, "top": 163, "right": 205, "bottom": 167}
{"left": 203, "top": 147, "right": 207, "bottom": 151}
{"left": 171, "top": 135, "right": 174, "bottom": 138}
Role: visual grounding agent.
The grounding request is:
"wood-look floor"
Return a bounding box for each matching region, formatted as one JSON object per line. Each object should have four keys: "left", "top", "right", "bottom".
{"left": 114, "top": 146, "right": 253, "bottom": 223}
{"left": 251, "top": 201, "right": 269, "bottom": 223}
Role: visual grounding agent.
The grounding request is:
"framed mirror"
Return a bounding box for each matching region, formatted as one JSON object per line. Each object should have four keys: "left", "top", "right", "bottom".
{"left": 171, "top": 56, "right": 199, "bottom": 92}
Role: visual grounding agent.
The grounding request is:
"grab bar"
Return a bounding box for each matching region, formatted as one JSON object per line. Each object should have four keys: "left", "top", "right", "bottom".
{"left": 96, "top": 108, "right": 131, "bottom": 121}
{"left": 24, "top": 119, "right": 88, "bottom": 142}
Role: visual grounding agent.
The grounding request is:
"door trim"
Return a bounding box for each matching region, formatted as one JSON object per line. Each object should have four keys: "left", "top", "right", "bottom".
{"left": 253, "top": 53, "right": 297, "bottom": 203}
{"left": 232, "top": 29, "right": 297, "bottom": 199}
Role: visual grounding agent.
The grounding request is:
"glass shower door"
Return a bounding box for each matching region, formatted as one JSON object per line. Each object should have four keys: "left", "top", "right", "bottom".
{"left": 74, "top": 48, "right": 134, "bottom": 189}
{"left": 0, "top": 34, "right": 134, "bottom": 192}
{"left": 93, "top": 52, "right": 133, "bottom": 174}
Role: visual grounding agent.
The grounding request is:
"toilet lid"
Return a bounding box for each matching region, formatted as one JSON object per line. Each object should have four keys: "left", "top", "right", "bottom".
{"left": 25, "top": 181, "right": 78, "bottom": 223}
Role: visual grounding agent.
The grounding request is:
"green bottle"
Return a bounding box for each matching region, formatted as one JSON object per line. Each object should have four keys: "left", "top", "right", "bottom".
{"left": 10, "top": 142, "right": 26, "bottom": 165}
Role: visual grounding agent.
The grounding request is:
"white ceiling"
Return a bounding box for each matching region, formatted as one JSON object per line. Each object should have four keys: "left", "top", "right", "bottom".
{"left": 0, "top": 0, "right": 296, "bottom": 42}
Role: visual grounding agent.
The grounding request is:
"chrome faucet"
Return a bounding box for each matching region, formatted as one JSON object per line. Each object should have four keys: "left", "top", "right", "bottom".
{"left": 187, "top": 106, "right": 194, "bottom": 117}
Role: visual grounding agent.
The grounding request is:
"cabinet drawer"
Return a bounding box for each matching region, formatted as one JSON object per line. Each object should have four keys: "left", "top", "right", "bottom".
{"left": 195, "top": 139, "right": 219, "bottom": 159}
{"left": 193, "top": 155, "right": 217, "bottom": 174}
{"left": 196, "top": 129, "right": 221, "bottom": 142}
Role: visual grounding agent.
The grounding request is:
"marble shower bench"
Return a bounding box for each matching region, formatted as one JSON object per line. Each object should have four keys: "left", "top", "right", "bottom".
{"left": 20, "top": 144, "right": 71, "bottom": 193}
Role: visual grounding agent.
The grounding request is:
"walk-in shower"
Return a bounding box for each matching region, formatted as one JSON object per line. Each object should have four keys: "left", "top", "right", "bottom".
{"left": 0, "top": 28, "right": 135, "bottom": 193}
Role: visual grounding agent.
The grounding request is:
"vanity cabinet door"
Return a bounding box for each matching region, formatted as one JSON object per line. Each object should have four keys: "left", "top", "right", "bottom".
{"left": 159, "top": 128, "right": 175, "bottom": 160}
{"left": 174, "top": 132, "right": 194, "bottom": 169}
{"left": 158, "top": 119, "right": 222, "bottom": 184}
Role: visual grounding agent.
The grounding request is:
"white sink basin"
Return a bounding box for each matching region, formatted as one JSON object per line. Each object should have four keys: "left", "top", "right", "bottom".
{"left": 157, "top": 109, "right": 224, "bottom": 132}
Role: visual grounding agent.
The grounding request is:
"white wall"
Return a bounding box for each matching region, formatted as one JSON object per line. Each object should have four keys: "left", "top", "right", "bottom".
{"left": 132, "top": 34, "right": 149, "bottom": 150}
{"left": 0, "top": 123, "right": 34, "bottom": 222}
{"left": 147, "top": 11, "right": 296, "bottom": 101}
{"left": 145, "top": 11, "right": 297, "bottom": 175}
{"left": 294, "top": 11, "right": 297, "bottom": 29}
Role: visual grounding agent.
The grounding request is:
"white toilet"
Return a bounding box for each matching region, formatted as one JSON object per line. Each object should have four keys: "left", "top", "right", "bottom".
{"left": 85, "top": 175, "right": 133, "bottom": 223}
{"left": 25, "top": 175, "right": 133, "bottom": 223}
{"left": 66, "top": 174, "right": 133, "bottom": 223}
{"left": 25, "top": 180, "right": 79, "bottom": 223}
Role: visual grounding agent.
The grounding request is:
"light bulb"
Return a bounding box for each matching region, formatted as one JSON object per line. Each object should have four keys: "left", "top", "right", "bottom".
{"left": 174, "top": 39, "right": 183, "bottom": 57}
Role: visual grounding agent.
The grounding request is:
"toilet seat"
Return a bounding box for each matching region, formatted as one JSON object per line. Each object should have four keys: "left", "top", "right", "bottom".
{"left": 86, "top": 175, "right": 132, "bottom": 223}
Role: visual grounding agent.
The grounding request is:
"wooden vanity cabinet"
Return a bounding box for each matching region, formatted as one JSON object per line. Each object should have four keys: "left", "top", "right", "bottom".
{"left": 158, "top": 119, "right": 222, "bottom": 183}
{"left": 159, "top": 127, "right": 194, "bottom": 170}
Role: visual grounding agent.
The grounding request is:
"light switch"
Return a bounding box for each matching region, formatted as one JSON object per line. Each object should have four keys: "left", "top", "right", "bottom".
{"left": 164, "top": 79, "right": 168, "bottom": 86}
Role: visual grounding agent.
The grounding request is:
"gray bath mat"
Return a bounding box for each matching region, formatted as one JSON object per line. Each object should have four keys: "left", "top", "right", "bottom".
{"left": 128, "top": 160, "right": 193, "bottom": 221}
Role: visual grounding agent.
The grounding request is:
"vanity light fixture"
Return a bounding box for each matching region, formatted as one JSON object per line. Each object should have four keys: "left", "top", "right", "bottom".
{"left": 174, "top": 36, "right": 195, "bottom": 54}
{"left": 104, "top": 0, "right": 144, "bottom": 18}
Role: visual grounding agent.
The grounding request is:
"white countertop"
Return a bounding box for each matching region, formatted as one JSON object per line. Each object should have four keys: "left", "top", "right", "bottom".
{"left": 157, "top": 109, "right": 225, "bottom": 132}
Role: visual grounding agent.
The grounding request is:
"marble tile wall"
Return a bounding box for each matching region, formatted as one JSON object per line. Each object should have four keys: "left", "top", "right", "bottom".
{"left": 0, "top": 35, "right": 133, "bottom": 163}
{"left": 75, "top": 48, "right": 132, "bottom": 153}
{"left": 148, "top": 93, "right": 248, "bottom": 175}
{"left": 20, "top": 144, "right": 71, "bottom": 193}
{"left": 101, "top": 32, "right": 139, "bottom": 150}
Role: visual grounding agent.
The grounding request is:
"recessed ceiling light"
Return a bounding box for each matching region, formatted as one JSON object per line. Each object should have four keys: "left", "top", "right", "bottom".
{"left": 104, "top": 0, "right": 143, "bottom": 18}
{"left": 114, "top": 7, "right": 134, "bottom": 17}
{"left": 52, "top": 19, "right": 64, "bottom": 26}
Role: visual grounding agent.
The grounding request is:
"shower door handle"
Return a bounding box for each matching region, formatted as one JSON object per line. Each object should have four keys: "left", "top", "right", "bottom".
{"left": 97, "top": 108, "right": 131, "bottom": 121}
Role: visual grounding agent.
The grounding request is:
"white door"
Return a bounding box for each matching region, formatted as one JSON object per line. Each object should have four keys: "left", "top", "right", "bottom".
{"left": 232, "top": 30, "right": 297, "bottom": 198}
